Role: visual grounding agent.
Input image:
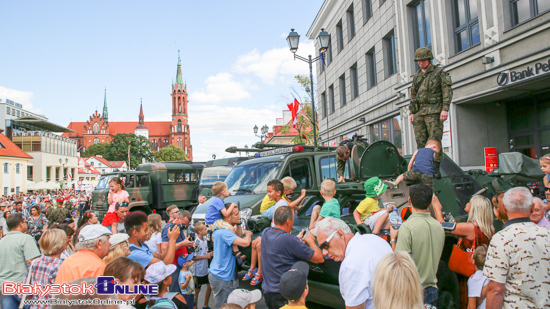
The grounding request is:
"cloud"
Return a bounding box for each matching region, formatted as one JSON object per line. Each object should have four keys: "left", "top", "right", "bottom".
{"left": 233, "top": 41, "right": 315, "bottom": 84}
{"left": 0, "top": 86, "right": 43, "bottom": 115}
{"left": 189, "top": 72, "right": 251, "bottom": 104}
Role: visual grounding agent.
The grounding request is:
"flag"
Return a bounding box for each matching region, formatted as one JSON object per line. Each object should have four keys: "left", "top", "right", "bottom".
{"left": 67, "top": 173, "right": 72, "bottom": 180}
{"left": 320, "top": 49, "right": 326, "bottom": 66}
{"left": 287, "top": 98, "right": 300, "bottom": 128}
{"left": 128, "top": 145, "right": 131, "bottom": 161}
{"left": 302, "top": 134, "right": 307, "bottom": 141}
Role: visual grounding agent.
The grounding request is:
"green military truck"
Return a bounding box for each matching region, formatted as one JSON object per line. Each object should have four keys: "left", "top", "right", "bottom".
{"left": 92, "top": 162, "right": 204, "bottom": 219}
{"left": 192, "top": 141, "right": 542, "bottom": 309}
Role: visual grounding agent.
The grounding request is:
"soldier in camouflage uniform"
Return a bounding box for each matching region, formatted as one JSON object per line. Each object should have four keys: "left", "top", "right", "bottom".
{"left": 46, "top": 203, "right": 72, "bottom": 224}
{"left": 336, "top": 135, "right": 368, "bottom": 182}
{"left": 409, "top": 47, "right": 453, "bottom": 177}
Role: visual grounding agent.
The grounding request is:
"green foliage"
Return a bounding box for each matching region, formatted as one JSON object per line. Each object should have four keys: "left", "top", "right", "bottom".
{"left": 280, "top": 75, "right": 318, "bottom": 145}
{"left": 82, "top": 143, "right": 109, "bottom": 158}
{"left": 155, "top": 145, "right": 187, "bottom": 162}
{"left": 104, "top": 133, "right": 154, "bottom": 169}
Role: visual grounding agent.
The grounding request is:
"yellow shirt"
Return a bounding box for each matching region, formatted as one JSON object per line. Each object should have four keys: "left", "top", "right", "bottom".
{"left": 355, "top": 197, "right": 380, "bottom": 221}
{"left": 280, "top": 305, "right": 307, "bottom": 309}
{"left": 260, "top": 193, "right": 286, "bottom": 213}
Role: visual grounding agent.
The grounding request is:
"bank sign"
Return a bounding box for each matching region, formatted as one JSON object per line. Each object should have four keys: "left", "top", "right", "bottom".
{"left": 496, "top": 59, "right": 550, "bottom": 86}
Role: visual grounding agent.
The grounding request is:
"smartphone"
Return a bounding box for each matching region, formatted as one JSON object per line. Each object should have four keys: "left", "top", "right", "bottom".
{"left": 441, "top": 222, "right": 456, "bottom": 231}
{"left": 302, "top": 227, "right": 310, "bottom": 239}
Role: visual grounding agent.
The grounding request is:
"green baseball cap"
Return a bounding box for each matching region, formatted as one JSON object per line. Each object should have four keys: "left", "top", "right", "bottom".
{"left": 364, "top": 177, "right": 388, "bottom": 197}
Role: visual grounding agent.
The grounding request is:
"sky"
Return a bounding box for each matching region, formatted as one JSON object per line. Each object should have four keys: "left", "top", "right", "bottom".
{"left": 0, "top": 0, "right": 324, "bottom": 161}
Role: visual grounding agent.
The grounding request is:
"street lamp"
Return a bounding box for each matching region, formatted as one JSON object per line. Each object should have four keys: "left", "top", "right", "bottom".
{"left": 253, "top": 124, "right": 270, "bottom": 142}
{"left": 59, "top": 158, "right": 68, "bottom": 184}
{"left": 286, "top": 28, "right": 330, "bottom": 150}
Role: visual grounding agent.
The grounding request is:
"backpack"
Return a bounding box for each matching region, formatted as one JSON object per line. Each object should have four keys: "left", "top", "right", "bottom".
{"left": 146, "top": 292, "right": 179, "bottom": 309}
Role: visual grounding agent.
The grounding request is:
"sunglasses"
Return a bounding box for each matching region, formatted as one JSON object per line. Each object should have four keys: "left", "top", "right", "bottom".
{"left": 320, "top": 230, "right": 338, "bottom": 250}
{"left": 545, "top": 187, "right": 550, "bottom": 191}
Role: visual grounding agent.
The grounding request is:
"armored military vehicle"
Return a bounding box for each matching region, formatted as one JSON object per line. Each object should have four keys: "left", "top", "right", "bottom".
{"left": 92, "top": 162, "right": 204, "bottom": 219}
{"left": 192, "top": 140, "right": 543, "bottom": 309}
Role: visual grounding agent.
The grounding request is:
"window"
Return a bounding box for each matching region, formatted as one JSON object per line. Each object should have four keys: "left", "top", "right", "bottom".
{"left": 177, "top": 138, "right": 183, "bottom": 148}
{"left": 363, "top": 0, "right": 373, "bottom": 23}
{"left": 3, "top": 163, "right": 8, "bottom": 173}
{"left": 327, "top": 38, "right": 333, "bottom": 65}
{"left": 329, "top": 85, "right": 335, "bottom": 114}
{"left": 370, "top": 114, "right": 403, "bottom": 153}
{"left": 93, "top": 123, "right": 100, "bottom": 134}
{"left": 27, "top": 166, "right": 33, "bottom": 181}
{"left": 152, "top": 140, "right": 158, "bottom": 151}
{"left": 15, "top": 163, "right": 20, "bottom": 174}
{"left": 511, "top": 0, "right": 550, "bottom": 25}
{"left": 46, "top": 166, "right": 51, "bottom": 181}
{"left": 163, "top": 140, "right": 169, "bottom": 148}
{"left": 178, "top": 120, "right": 182, "bottom": 133}
{"left": 6, "top": 107, "right": 9, "bottom": 114}
{"left": 412, "top": 1, "right": 432, "bottom": 51}
{"left": 3, "top": 187, "right": 7, "bottom": 196}
{"left": 282, "top": 159, "right": 312, "bottom": 191}
{"left": 336, "top": 20, "right": 344, "bottom": 53}
{"left": 16, "top": 187, "right": 19, "bottom": 194}
{"left": 17, "top": 110, "right": 20, "bottom": 117}
{"left": 347, "top": 4, "right": 356, "bottom": 41}
{"left": 56, "top": 168, "right": 60, "bottom": 181}
{"left": 339, "top": 74, "right": 347, "bottom": 107}
{"left": 366, "top": 48, "right": 377, "bottom": 89}
{"left": 321, "top": 92, "right": 327, "bottom": 119}
{"left": 319, "top": 155, "right": 349, "bottom": 180}
{"left": 453, "top": 0, "right": 480, "bottom": 52}
{"left": 94, "top": 138, "right": 99, "bottom": 144}
{"left": 350, "top": 63, "right": 359, "bottom": 100}
{"left": 384, "top": 31, "right": 397, "bottom": 77}
{"left": 12, "top": 109, "right": 15, "bottom": 116}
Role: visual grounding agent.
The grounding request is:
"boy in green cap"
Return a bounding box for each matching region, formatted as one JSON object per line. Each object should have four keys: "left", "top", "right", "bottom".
{"left": 353, "top": 177, "right": 394, "bottom": 234}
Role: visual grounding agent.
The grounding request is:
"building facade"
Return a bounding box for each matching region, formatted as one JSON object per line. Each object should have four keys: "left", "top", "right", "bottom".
{"left": 63, "top": 55, "right": 194, "bottom": 161}
{"left": 0, "top": 99, "right": 48, "bottom": 132}
{"left": 0, "top": 130, "right": 33, "bottom": 195}
{"left": 86, "top": 155, "right": 127, "bottom": 174}
{"left": 310, "top": 0, "right": 550, "bottom": 168}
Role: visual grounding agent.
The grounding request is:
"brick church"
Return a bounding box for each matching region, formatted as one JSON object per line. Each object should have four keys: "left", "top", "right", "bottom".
{"left": 63, "top": 55, "right": 193, "bottom": 161}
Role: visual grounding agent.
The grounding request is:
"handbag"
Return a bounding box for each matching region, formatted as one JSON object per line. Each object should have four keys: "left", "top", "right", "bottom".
{"left": 448, "top": 224, "right": 477, "bottom": 277}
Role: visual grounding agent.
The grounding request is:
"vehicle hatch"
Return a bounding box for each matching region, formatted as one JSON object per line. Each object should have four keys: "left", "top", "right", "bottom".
{"left": 358, "top": 141, "right": 406, "bottom": 179}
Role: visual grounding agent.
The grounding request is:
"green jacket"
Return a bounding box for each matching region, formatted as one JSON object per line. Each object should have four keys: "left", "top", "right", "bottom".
{"left": 46, "top": 206, "right": 72, "bottom": 224}
{"left": 410, "top": 64, "right": 453, "bottom": 115}
{"left": 336, "top": 139, "right": 367, "bottom": 178}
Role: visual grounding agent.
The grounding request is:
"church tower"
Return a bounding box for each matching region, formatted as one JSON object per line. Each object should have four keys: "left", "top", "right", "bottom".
{"left": 135, "top": 99, "right": 149, "bottom": 139}
{"left": 170, "top": 52, "right": 193, "bottom": 161}
{"left": 102, "top": 88, "right": 108, "bottom": 122}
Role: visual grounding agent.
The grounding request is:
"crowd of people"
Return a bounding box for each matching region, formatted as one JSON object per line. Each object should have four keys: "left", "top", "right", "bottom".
{"left": 0, "top": 157, "right": 549, "bottom": 309}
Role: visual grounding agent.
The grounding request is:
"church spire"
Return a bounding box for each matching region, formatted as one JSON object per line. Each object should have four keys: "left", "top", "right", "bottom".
{"left": 138, "top": 98, "right": 144, "bottom": 125}
{"left": 175, "top": 50, "right": 184, "bottom": 86}
{"left": 102, "top": 88, "right": 108, "bottom": 122}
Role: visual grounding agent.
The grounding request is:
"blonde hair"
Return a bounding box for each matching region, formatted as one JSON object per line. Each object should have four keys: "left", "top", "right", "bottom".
{"left": 104, "top": 242, "right": 128, "bottom": 264}
{"left": 467, "top": 195, "right": 495, "bottom": 239}
{"left": 194, "top": 221, "right": 206, "bottom": 232}
{"left": 147, "top": 214, "right": 162, "bottom": 240}
{"left": 372, "top": 252, "right": 424, "bottom": 309}
{"left": 212, "top": 181, "right": 228, "bottom": 196}
{"left": 39, "top": 228, "right": 67, "bottom": 255}
{"left": 540, "top": 155, "right": 550, "bottom": 165}
{"left": 473, "top": 245, "right": 488, "bottom": 270}
{"left": 321, "top": 179, "right": 336, "bottom": 196}
{"left": 281, "top": 177, "right": 297, "bottom": 191}
{"left": 166, "top": 205, "right": 178, "bottom": 214}
{"left": 426, "top": 139, "right": 441, "bottom": 152}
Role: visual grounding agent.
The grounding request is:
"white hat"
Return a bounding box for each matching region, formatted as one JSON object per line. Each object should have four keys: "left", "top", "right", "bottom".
{"left": 78, "top": 224, "right": 112, "bottom": 242}
{"left": 227, "top": 289, "right": 262, "bottom": 308}
{"left": 108, "top": 233, "right": 129, "bottom": 250}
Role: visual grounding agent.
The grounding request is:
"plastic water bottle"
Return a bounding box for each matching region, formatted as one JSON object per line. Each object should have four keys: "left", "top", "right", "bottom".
{"left": 389, "top": 207, "right": 403, "bottom": 230}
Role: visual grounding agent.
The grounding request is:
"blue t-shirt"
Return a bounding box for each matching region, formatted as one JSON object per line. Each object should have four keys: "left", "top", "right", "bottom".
{"left": 128, "top": 243, "right": 154, "bottom": 268}
{"left": 205, "top": 197, "right": 225, "bottom": 225}
{"left": 413, "top": 148, "right": 435, "bottom": 175}
{"left": 209, "top": 229, "right": 238, "bottom": 281}
{"left": 261, "top": 227, "right": 315, "bottom": 294}
{"left": 161, "top": 222, "right": 187, "bottom": 243}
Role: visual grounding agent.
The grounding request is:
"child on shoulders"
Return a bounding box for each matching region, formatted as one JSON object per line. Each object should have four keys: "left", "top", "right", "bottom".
{"left": 353, "top": 177, "right": 394, "bottom": 234}
{"left": 102, "top": 177, "right": 129, "bottom": 234}
{"left": 390, "top": 139, "right": 441, "bottom": 188}
{"left": 309, "top": 179, "right": 340, "bottom": 229}
{"left": 260, "top": 177, "right": 306, "bottom": 219}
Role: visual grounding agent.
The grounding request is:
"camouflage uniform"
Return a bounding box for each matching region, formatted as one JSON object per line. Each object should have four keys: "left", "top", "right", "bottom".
{"left": 46, "top": 206, "right": 72, "bottom": 224}
{"left": 336, "top": 137, "right": 368, "bottom": 178}
{"left": 410, "top": 47, "right": 453, "bottom": 163}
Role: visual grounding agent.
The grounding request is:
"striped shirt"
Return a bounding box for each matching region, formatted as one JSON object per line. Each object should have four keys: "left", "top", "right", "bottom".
{"left": 24, "top": 255, "right": 63, "bottom": 309}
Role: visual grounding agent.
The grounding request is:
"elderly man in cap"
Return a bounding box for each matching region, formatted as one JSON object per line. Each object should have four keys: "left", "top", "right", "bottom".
{"left": 55, "top": 224, "right": 112, "bottom": 284}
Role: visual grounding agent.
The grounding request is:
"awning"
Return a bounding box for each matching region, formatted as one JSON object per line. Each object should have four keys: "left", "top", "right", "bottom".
{"left": 13, "top": 117, "right": 74, "bottom": 133}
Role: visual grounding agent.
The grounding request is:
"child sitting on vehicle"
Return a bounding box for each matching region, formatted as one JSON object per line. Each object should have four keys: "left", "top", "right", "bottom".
{"left": 260, "top": 176, "right": 306, "bottom": 219}
{"left": 353, "top": 177, "right": 394, "bottom": 234}
{"left": 204, "top": 182, "right": 243, "bottom": 259}
{"left": 244, "top": 179, "right": 286, "bottom": 286}
{"left": 390, "top": 139, "right": 441, "bottom": 188}
{"left": 468, "top": 245, "right": 489, "bottom": 309}
{"left": 309, "top": 179, "right": 340, "bottom": 229}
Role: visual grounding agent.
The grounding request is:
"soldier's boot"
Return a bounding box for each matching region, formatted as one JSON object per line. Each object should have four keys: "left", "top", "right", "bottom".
{"left": 433, "top": 160, "right": 441, "bottom": 179}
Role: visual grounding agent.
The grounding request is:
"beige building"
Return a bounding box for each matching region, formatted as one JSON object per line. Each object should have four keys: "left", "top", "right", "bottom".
{"left": 0, "top": 130, "right": 33, "bottom": 195}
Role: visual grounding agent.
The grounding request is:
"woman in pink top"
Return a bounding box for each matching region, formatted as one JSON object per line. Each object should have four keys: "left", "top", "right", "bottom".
{"left": 101, "top": 177, "right": 129, "bottom": 234}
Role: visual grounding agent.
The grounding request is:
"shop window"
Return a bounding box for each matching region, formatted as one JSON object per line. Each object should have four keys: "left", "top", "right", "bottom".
{"left": 452, "top": 0, "right": 480, "bottom": 52}
{"left": 511, "top": 0, "right": 550, "bottom": 25}
{"left": 370, "top": 114, "right": 403, "bottom": 153}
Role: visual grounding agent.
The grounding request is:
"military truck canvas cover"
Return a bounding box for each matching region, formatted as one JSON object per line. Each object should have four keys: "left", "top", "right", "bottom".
{"left": 498, "top": 152, "right": 545, "bottom": 179}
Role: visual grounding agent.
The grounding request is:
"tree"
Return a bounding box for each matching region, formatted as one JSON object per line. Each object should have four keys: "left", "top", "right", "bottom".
{"left": 280, "top": 75, "right": 319, "bottom": 145}
{"left": 104, "top": 133, "right": 154, "bottom": 169}
{"left": 155, "top": 145, "right": 187, "bottom": 162}
{"left": 82, "top": 143, "right": 109, "bottom": 158}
